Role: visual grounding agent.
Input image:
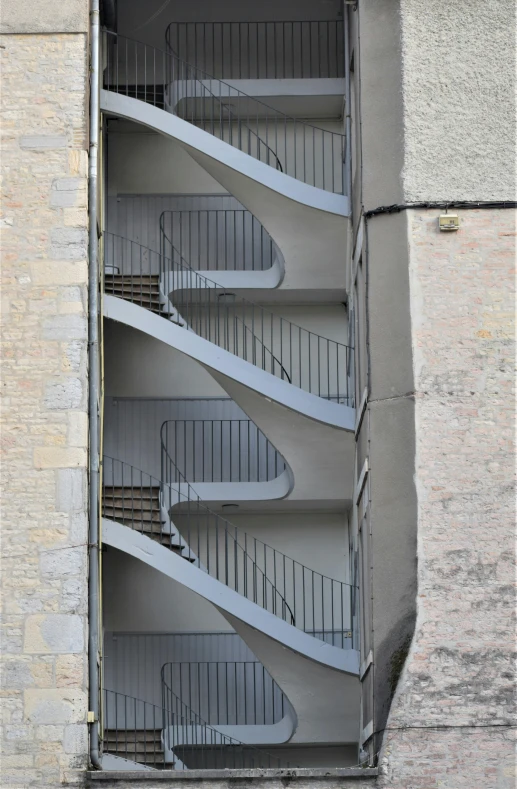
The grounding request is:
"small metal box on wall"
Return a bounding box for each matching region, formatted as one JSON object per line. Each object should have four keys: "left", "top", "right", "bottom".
{"left": 438, "top": 213, "right": 460, "bottom": 231}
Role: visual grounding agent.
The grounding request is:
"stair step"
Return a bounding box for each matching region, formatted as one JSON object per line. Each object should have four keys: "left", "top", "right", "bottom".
{"left": 102, "top": 497, "right": 160, "bottom": 512}
{"left": 147, "top": 533, "right": 193, "bottom": 557}
{"left": 102, "top": 509, "right": 164, "bottom": 525}
{"left": 104, "top": 286, "right": 162, "bottom": 300}
{"left": 104, "top": 748, "right": 168, "bottom": 769}
{"left": 104, "top": 277, "right": 160, "bottom": 286}
{"left": 104, "top": 275, "right": 160, "bottom": 283}
{"left": 105, "top": 740, "right": 163, "bottom": 751}
{"left": 105, "top": 730, "right": 162, "bottom": 743}
{"left": 105, "top": 292, "right": 163, "bottom": 306}
{"left": 103, "top": 292, "right": 173, "bottom": 318}
{"left": 102, "top": 487, "right": 160, "bottom": 498}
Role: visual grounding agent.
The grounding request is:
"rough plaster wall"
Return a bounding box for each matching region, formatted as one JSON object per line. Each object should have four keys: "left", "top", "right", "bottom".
{"left": 1, "top": 33, "right": 90, "bottom": 786}
{"left": 400, "top": 0, "right": 516, "bottom": 201}
{"left": 0, "top": 0, "right": 88, "bottom": 34}
{"left": 378, "top": 209, "right": 515, "bottom": 788}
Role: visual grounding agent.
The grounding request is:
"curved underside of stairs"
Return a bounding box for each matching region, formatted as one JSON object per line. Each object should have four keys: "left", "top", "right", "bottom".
{"left": 100, "top": 91, "right": 350, "bottom": 298}
{"left": 103, "top": 518, "right": 360, "bottom": 745}
{"left": 104, "top": 295, "right": 355, "bottom": 505}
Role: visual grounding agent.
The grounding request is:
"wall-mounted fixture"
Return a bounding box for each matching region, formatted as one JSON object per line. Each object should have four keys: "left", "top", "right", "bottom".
{"left": 438, "top": 213, "right": 460, "bottom": 231}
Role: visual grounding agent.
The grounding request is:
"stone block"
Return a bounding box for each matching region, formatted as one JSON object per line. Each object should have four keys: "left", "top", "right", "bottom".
{"left": 5, "top": 724, "right": 32, "bottom": 741}
{"left": 50, "top": 178, "right": 87, "bottom": 208}
{"left": 60, "top": 578, "right": 88, "bottom": 615}
{"left": 19, "top": 135, "right": 67, "bottom": 149}
{"left": 67, "top": 411, "right": 88, "bottom": 447}
{"left": 40, "top": 546, "right": 85, "bottom": 579}
{"left": 61, "top": 287, "right": 82, "bottom": 303}
{"left": 1, "top": 660, "right": 33, "bottom": 689}
{"left": 35, "top": 724, "right": 65, "bottom": 741}
{"left": 55, "top": 655, "right": 85, "bottom": 688}
{"left": 63, "top": 724, "right": 88, "bottom": 754}
{"left": 59, "top": 301, "right": 85, "bottom": 315}
{"left": 61, "top": 340, "right": 85, "bottom": 373}
{"left": 63, "top": 208, "right": 88, "bottom": 227}
{"left": 68, "top": 150, "right": 88, "bottom": 177}
{"left": 24, "top": 615, "right": 84, "bottom": 654}
{"left": 30, "top": 261, "right": 88, "bottom": 286}
{"left": 44, "top": 378, "right": 83, "bottom": 410}
{"left": 69, "top": 511, "right": 88, "bottom": 543}
{"left": 50, "top": 228, "right": 88, "bottom": 261}
{"left": 56, "top": 468, "right": 85, "bottom": 511}
{"left": 34, "top": 447, "right": 86, "bottom": 469}
{"left": 24, "top": 689, "right": 87, "bottom": 725}
{"left": 42, "top": 314, "right": 87, "bottom": 341}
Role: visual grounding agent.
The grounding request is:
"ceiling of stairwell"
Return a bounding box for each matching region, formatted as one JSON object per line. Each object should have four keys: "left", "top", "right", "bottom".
{"left": 117, "top": 0, "right": 342, "bottom": 51}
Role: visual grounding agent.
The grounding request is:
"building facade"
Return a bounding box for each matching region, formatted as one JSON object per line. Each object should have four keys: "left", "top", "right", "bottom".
{"left": 1, "top": 1, "right": 515, "bottom": 788}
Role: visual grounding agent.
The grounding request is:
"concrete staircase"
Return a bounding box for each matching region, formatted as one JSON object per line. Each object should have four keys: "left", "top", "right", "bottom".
{"left": 104, "top": 274, "right": 184, "bottom": 324}
{"left": 102, "top": 485, "right": 194, "bottom": 561}
{"left": 104, "top": 728, "right": 168, "bottom": 770}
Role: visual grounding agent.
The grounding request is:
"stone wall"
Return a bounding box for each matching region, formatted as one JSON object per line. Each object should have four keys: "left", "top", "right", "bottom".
{"left": 1, "top": 31, "right": 90, "bottom": 787}
{"left": 378, "top": 209, "right": 515, "bottom": 788}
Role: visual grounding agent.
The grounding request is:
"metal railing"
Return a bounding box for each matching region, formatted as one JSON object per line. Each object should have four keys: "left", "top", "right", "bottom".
{"left": 160, "top": 437, "right": 356, "bottom": 648}
{"left": 161, "top": 419, "right": 286, "bottom": 483}
{"left": 102, "top": 454, "right": 356, "bottom": 648}
{"left": 166, "top": 20, "right": 345, "bottom": 80}
{"left": 161, "top": 661, "right": 286, "bottom": 727}
{"left": 103, "top": 31, "right": 345, "bottom": 192}
{"left": 161, "top": 686, "right": 288, "bottom": 769}
{"left": 103, "top": 455, "right": 295, "bottom": 627}
{"left": 160, "top": 208, "right": 275, "bottom": 272}
{"left": 104, "top": 232, "right": 353, "bottom": 404}
{"left": 104, "top": 688, "right": 287, "bottom": 770}
{"left": 104, "top": 689, "right": 168, "bottom": 769}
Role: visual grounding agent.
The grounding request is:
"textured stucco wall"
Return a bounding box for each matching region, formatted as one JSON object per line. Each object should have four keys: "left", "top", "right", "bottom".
{"left": 350, "top": 1, "right": 516, "bottom": 782}
{"left": 1, "top": 32, "right": 90, "bottom": 787}
{"left": 400, "top": 0, "right": 516, "bottom": 201}
{"left": 377, "top": 210, "right": 515, "bottom": 788}
{"left": 0, "top": 0, "right": 88, "bottom": 34}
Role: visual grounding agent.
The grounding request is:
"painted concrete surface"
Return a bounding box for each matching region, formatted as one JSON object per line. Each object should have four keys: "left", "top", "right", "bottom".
{"left": 207, "top": 369, "right": 355, "bottom": 505}
{"left": 222, "top": 614, "right": 360, "bottom": 745}
{"left": 103, "top": 519, "right": 359, "bottom": 675}
{"left": 103, "top": 520, "right": 360, "bottom": 747}
{"left": 103, "top": 296, "right": 355, "bottom": 504}
{"left": 100, "top": 91, "right": 350, "bottom": 298}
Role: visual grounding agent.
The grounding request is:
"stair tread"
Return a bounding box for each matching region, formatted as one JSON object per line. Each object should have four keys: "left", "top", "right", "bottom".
{"left": 104, "top": 288, "right": 162, "bottom": 299}
{"left": 102, "top": 512, "right": 164, "bottom": 524}
{"left": 103, "top": 499, "right": 160, "bottom": 511}
{"left": 103, "top": 489, "right": 160, "bottom": 498}
{"left": 104, "top": 275, "right": 160, "bottom": 281}
{"left": 102, "top": 485, "right": 161, "bottom": 491}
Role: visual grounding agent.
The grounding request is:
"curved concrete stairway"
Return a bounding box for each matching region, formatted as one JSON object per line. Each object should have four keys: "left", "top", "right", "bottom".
{"left": 103, "top": 517, "right": 359, "bottom": 745}
{"left": 101, "top": 33, "right": 358, "bottom": 750}
{"left": 104, "top": 293, "right": 355, "bottom": 505}
{"left": 101, "top": 454, "right": 359, "bottom": 745}
{"left": 101, "top": 33, "right": 351, "bottom": 296}
{"left": 102, "top": 687, "right": 287, "bottom": 771}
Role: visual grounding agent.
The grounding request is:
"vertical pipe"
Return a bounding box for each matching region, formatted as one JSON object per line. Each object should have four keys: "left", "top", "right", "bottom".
{"left": 88, "top": 0, "right": 102, "bottom": 770}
